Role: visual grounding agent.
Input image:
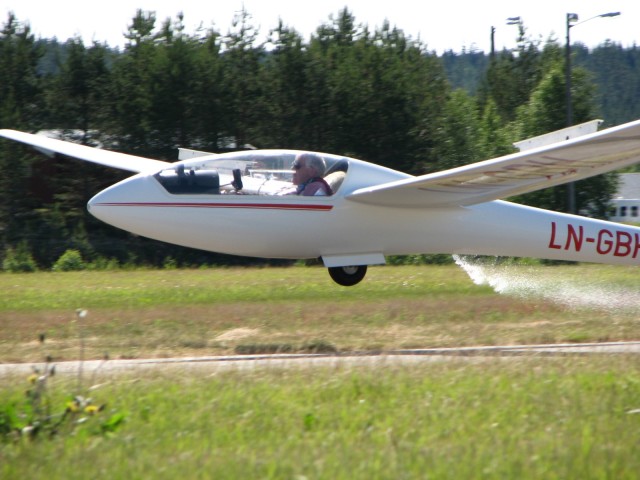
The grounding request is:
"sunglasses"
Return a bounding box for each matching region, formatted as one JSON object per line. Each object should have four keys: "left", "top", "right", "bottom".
{"left": 292, "top": 162, "right": 305, "bottom": 170}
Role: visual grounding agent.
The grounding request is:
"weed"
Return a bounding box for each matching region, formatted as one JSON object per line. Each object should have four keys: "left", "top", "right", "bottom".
{"left": 0, "top": 310, "right": 124, "bottom": 441}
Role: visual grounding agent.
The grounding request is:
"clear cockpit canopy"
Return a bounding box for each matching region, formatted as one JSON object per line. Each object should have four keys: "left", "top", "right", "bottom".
{"left": 154, "top": 150, "right": 349, "bottom": 196}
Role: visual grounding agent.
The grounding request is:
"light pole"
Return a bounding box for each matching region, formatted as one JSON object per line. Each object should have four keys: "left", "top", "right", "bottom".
{"left": 565, "top": 11, "right": 620, "bottom": 214}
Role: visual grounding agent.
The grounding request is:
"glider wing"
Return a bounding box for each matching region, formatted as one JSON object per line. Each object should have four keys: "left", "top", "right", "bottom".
{"left": 0, "top": 129, "right": 170, "bottom": 173}
{"left": 347, "top": 119, "right": 640, "bottom": 208}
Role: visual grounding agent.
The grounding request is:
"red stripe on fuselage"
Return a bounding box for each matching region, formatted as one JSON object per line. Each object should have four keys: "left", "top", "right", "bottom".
{"left": 93, "top": 202, "right": 333, "bottom": 211}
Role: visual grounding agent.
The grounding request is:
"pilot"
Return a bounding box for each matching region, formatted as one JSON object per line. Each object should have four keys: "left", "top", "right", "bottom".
{"left": 290, "top": 153, "right": 332, "bottom": 196}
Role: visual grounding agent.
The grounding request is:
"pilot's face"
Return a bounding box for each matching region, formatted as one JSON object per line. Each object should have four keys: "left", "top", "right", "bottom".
{"left": 292, "top": 158, "right": 313, "bottom": 185}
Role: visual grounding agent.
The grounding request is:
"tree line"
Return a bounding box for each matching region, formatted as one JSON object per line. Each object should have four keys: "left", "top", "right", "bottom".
{"left": 443, "top": 40, "right": 640, "bottom": 127}
{"left": 0, "top": 8, "right": 636, "bottom": 269}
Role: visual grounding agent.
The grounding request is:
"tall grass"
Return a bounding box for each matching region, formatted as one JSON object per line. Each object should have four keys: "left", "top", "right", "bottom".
{"left": 2, "top": 357, "right": 640, "bottom": 479}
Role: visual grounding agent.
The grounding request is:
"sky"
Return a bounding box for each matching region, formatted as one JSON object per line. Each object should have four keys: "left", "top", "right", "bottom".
{"left": 2, "top": 0, "right": 639, "bottom": 54}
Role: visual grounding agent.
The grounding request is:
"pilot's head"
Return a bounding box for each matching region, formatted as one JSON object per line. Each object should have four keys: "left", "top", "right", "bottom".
{"left": 292, "top": 153, "right": 326, "bottom": 185}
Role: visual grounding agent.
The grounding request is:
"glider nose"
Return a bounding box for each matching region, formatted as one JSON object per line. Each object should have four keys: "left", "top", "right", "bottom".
{"left": 87, "top": 183, "right": 122, "bottom": 225}
{"left": 87, "top": 174, "right": 151, "bottom": 225}
{"left": 87, "top": 188, "right": 110, "bottom": 219}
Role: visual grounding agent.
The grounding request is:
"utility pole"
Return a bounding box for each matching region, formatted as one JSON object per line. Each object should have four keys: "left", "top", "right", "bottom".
{"left": 565, "top": 11, "right": 620, "bottom": 214}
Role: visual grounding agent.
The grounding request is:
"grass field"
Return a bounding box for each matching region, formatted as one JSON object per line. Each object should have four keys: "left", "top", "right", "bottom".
{"left": 1, "top": 263, "right": 640, "bottom": 478}
{"left": 2, "top": 358, "right": 640, "bottom": 479}
{"left": 1, "top": 263, "right": 639, "bottom": 362}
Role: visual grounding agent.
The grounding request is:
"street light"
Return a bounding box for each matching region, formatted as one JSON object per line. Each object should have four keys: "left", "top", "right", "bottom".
{"left": 565, "top": 11, "right": 620, "bottom": 214}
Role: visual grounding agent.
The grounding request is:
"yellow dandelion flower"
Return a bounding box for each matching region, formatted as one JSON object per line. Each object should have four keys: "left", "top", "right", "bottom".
{"left": 27, "top": 374, "right": 38, "bottom": 384}
{"left": 85, "top": 405, "right": 100, "bottom": 415}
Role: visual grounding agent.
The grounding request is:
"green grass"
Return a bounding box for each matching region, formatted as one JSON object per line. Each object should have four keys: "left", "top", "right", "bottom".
{"left": 2, "top": 264, "right": 640, "bottom": 478}
{"left": 0, "top": 265, "right": 484, "bottom": 311}
{"left": 1, "top": 264, "right": 640, "bottom": 362}
{"left": 2, "top": 358, "right": 640, "bottom": 479}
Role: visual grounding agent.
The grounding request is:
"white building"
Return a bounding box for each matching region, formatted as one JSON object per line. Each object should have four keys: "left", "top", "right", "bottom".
{"left": 609, "top": 173, "right": 640, "bottom": 222}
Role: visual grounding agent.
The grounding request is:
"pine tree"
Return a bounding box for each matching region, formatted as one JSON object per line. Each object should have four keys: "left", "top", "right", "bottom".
{"left": 0, "top": 13, "right": 44, "bottom": 261}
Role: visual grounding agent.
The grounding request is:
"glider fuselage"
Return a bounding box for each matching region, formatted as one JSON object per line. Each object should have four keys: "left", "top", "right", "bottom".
{"left": 87, "top": 155, "right": 640, "bottom": 267}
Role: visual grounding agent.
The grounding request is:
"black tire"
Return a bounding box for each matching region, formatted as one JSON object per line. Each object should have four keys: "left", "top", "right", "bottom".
{"left": 328, "top": 265, "right": 367, "bottom": 286}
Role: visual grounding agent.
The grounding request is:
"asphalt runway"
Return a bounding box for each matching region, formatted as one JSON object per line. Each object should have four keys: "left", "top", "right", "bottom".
{"left": 1, "top": 341, "right": 639, "bottom": 377}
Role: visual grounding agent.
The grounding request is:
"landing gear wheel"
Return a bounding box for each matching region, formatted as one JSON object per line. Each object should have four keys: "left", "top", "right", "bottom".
{"left": 328, "top": 265, "right": 367, "bottom": 286}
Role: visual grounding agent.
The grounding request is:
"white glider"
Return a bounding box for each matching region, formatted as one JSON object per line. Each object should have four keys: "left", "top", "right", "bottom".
{"left": 2, "top": 119, "right": 640, "bottom": 286}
